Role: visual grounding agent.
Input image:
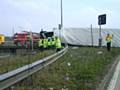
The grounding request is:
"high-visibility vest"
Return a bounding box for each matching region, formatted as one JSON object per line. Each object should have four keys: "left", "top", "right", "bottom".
{"left": 51, "top": 37, "right": 55, "bottom": 46}
{"left": 46, "top": 39, "right": 48, "bottom": 47}
{"left": 43, "top": 39, "right": 48, "bottom": 48}
{"left": 55, "top": 38, "right": 62, "bottom": 48}
{"left": 106, "top": 35, "right": 112, "bottom": 43}
{"left": 52, "top": 40, "right": 55, "bottom": 46}
{"left": 48, "top": 38, "right": 52, "bottom": 46}
{"left": 38, "top": 39, "right": 43, "bottom": 47}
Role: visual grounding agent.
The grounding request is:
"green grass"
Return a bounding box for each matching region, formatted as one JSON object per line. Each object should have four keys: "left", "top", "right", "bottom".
{"left": 0, "top": 49, "right": 55, "bottom": 74}
{"left": 8, "top": 47, "right": 120, "bottom": 90}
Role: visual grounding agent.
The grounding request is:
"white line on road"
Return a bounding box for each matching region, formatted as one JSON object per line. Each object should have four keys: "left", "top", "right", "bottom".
{"left": 107, "top": 57, "right": 120, "bottom": 90}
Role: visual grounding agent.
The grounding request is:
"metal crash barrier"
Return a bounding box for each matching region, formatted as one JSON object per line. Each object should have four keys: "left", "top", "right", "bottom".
{"left": 0, "top": 46, "right": 68, "bottom": 90}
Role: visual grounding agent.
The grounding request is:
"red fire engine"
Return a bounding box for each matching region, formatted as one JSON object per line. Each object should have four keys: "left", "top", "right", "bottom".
{"left": 13, "top": 31, "right": 39, "bottom": 47}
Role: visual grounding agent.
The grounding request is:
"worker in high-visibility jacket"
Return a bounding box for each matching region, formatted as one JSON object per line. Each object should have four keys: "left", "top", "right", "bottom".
{"left": 38, "top": 39, "right": 43, "bottom": 49}
{"left": 55, "top": 36, "right": 62, "bottom": 52}
{"left": 43, "top": 38, "right": 48, "bottom": 49}
{"left": 106, "top": 33, "right": 113, "bottom": 51}
{"left": 47, "top": 38, "right": 52, "bottom": 49}
{"left": 51, "top": 36, "right": 55, "bottom": 48}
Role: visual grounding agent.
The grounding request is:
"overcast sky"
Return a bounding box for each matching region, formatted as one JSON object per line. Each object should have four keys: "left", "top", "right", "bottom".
{"left": 0, "top": 0, "right": 120, "bottom": 35}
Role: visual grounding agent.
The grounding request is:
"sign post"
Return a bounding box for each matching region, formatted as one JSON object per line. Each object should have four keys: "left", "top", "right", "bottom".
{"left": 98, "top": 14, "right": 106, "bottom": 47}
{"left": 90, "top": 24, "right": 93, "bottom": 46}
{"left": 58, "top": 24, "right": 61, "bottom": 39}
{"left": 30, "top": 31, "right": 33, "bottom": 51}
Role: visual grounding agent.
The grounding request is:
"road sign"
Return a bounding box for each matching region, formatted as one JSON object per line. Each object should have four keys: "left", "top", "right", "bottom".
{"left": 98, "top": 14, "right": 106, "bottom": 25}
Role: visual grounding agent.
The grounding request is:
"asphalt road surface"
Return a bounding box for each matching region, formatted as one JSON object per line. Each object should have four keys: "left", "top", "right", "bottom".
{"left": 107, "top": 57, "right": 120, "bottom": 90}
{"left": 114, "top": 71, "right": 120, "bottom": 90}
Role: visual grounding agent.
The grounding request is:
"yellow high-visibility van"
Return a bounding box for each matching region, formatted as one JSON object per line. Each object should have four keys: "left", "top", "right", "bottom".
{"left": 0, "top": 34, "right": 5, "bottom": 44}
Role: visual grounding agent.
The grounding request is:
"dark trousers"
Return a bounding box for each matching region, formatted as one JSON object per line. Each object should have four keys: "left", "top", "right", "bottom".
{"left": 56, "top": 48, "right": 61, "bottom": 52}
{"left": 107, "top": 42, "right": 111, "bottom": 51}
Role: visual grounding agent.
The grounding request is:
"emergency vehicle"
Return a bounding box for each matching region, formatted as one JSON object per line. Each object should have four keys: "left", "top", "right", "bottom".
{"left": 0, "top": 34, "right": 5, "bottom": 45}
{"left": 13, "top": 31, "right": 39, "bottom": 46}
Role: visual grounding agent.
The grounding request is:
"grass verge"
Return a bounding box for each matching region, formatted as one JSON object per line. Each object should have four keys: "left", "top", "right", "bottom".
{"left": 8, "top": 47, "right": 120, "bottom": 90}
{"left": 0, "top": 49, "right": 55, "bottom": 74}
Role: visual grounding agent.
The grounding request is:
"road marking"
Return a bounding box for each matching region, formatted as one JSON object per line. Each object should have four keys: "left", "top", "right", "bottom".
{"left": 107, "top": 58, "right": 120, "bottom": 90}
